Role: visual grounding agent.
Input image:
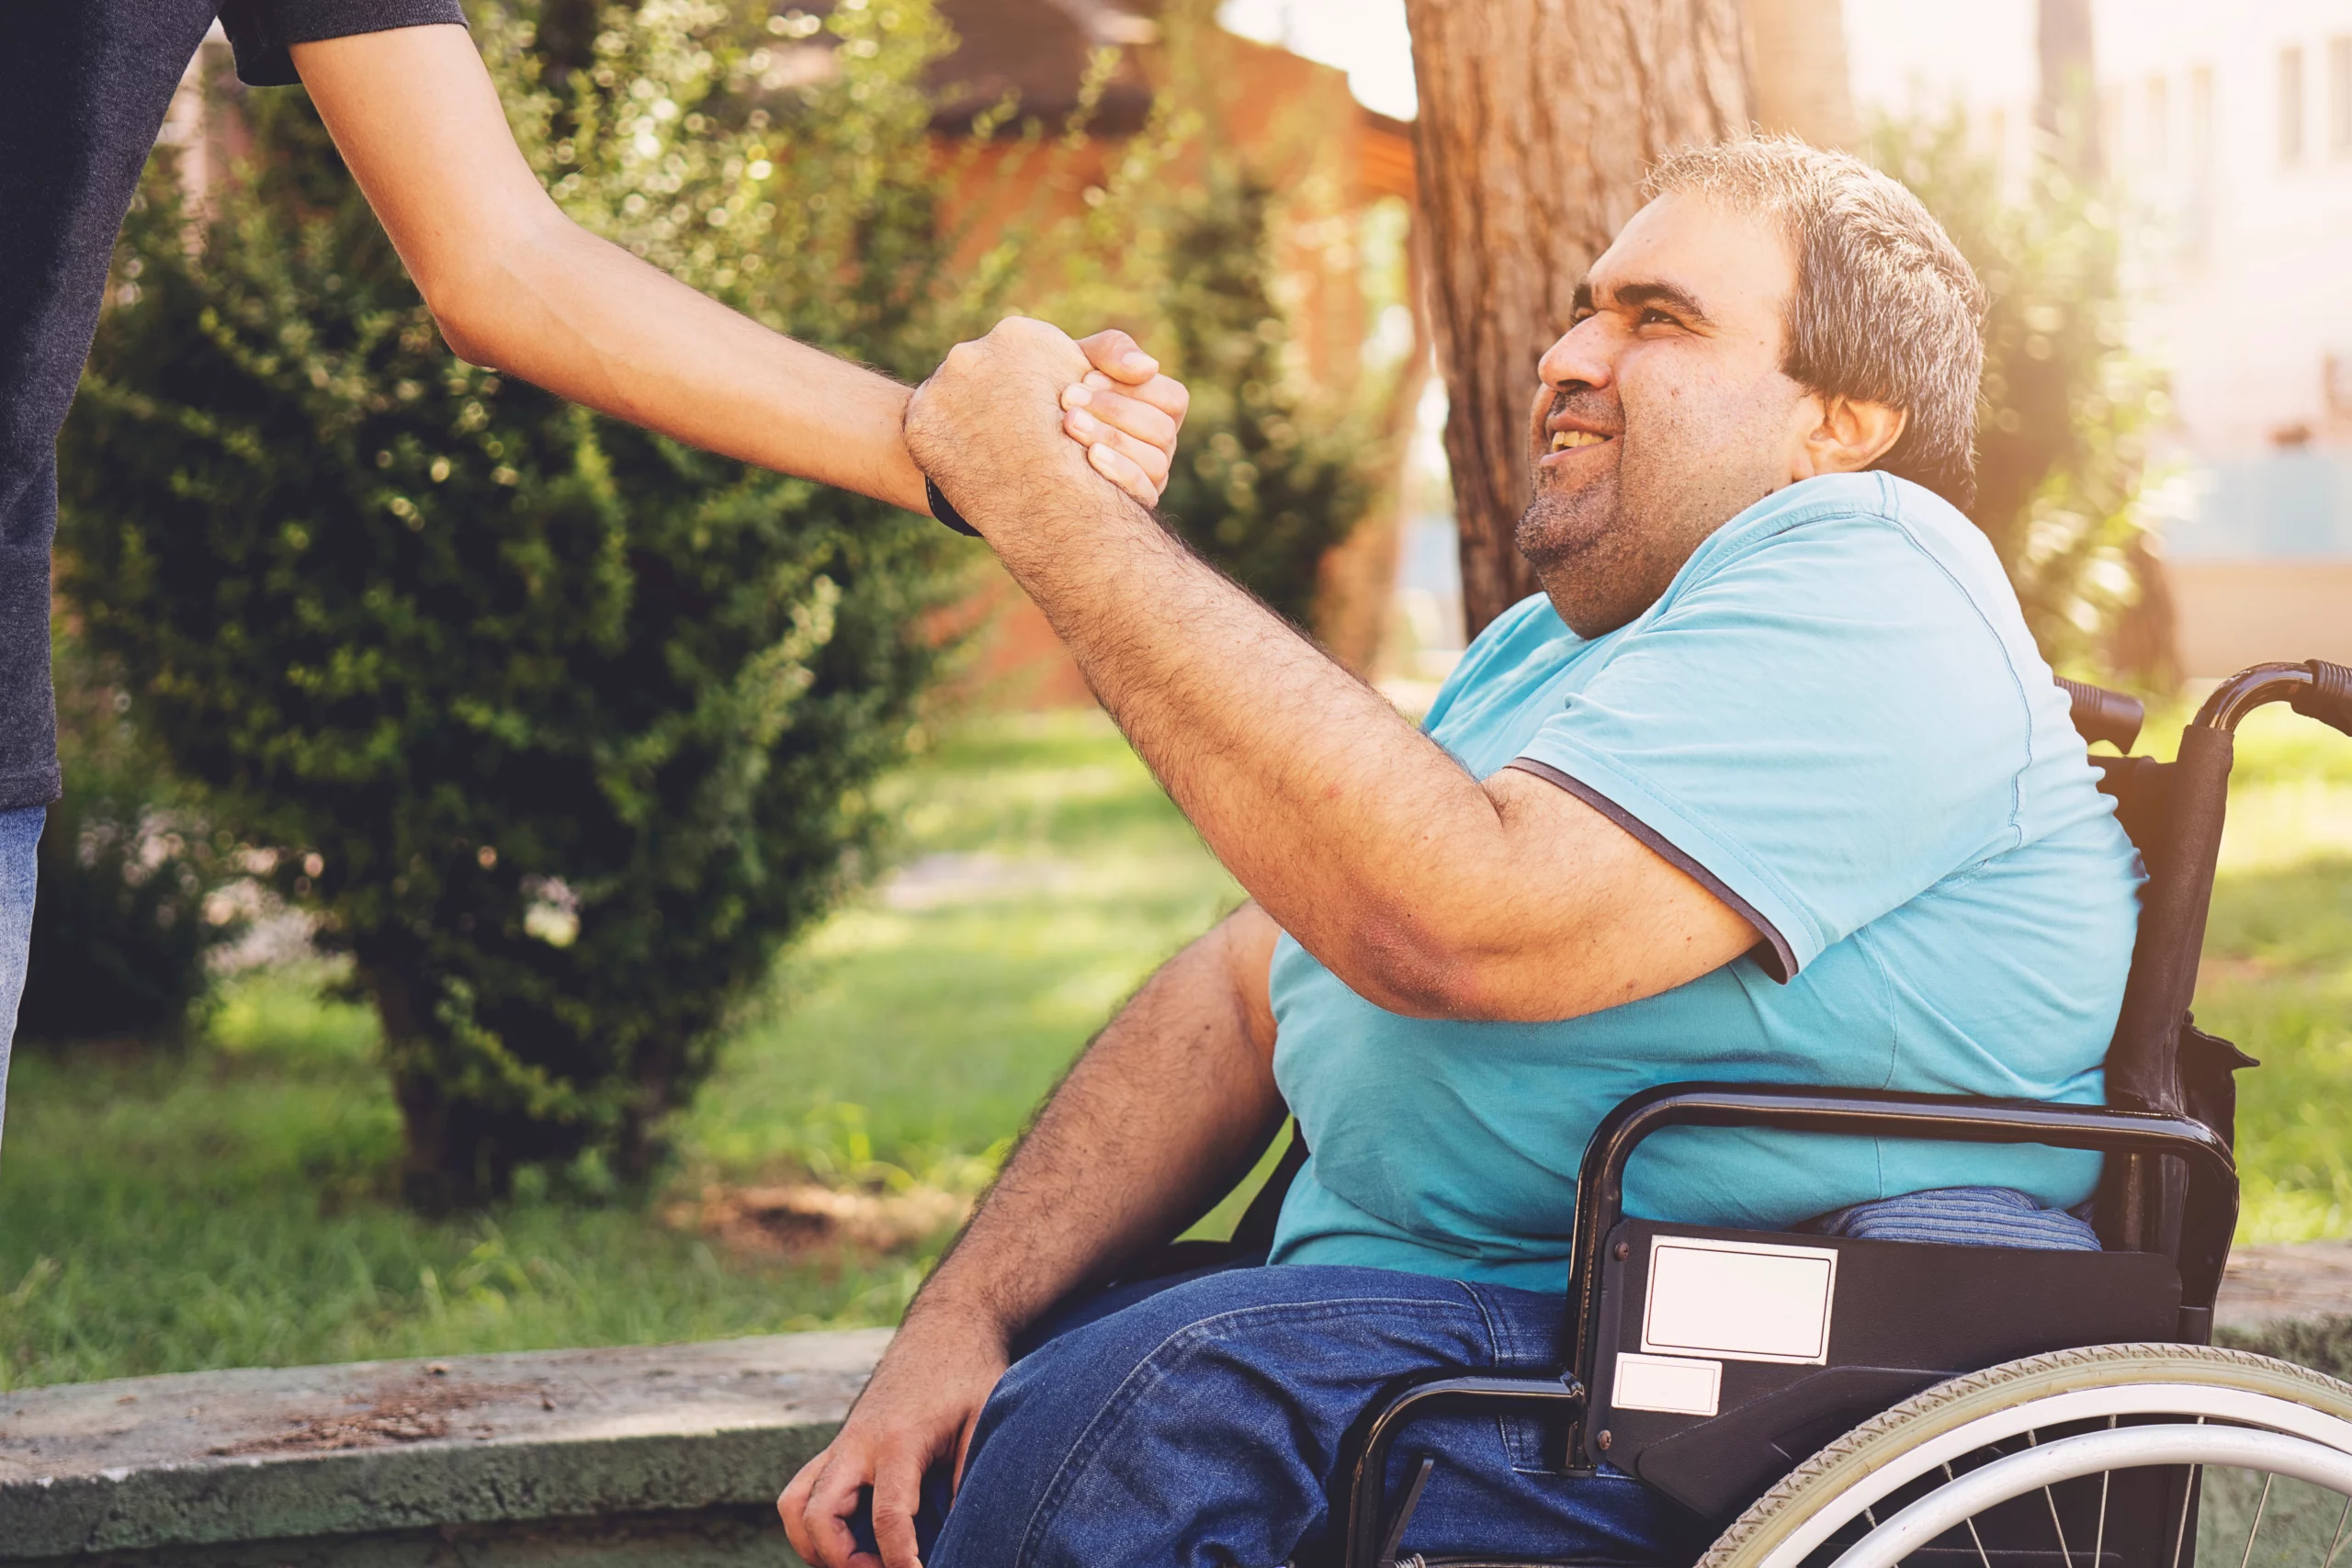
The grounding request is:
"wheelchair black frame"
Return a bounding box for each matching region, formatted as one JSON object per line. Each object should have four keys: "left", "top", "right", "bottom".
{"left": 1337, "top": 1086, "right": 2233, "bottom": 1568}
{"left": 1333, "top": 660, "right": 2352, "bottom": 1568}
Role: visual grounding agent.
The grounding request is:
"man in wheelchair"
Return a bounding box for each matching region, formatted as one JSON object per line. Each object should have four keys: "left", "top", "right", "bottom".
{"left": 782, "top": 137, "right": 2148, "bottom": 1567}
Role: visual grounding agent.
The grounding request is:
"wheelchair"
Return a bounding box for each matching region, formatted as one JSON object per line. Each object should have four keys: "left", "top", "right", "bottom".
{"left": 1153, "top": 658, "right": 2352, "bottom": 1567}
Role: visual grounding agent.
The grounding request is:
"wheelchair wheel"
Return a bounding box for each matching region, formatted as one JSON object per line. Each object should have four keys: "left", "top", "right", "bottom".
{"left": 1697, "top": 1343, "right": 2352, "bottom": 1568}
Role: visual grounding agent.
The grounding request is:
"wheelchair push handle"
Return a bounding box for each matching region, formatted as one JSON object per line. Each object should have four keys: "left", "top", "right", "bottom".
{"left": 2059, "top": 677, "right": 2145, "bottom": 752}
{"left": 2293, "top": 659, "right": 2352, "bottom": 738}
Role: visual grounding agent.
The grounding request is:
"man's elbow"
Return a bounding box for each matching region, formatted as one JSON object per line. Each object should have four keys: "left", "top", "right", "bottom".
{"left": 1326, "top": 908, "right": 1523, "bottom": 1022}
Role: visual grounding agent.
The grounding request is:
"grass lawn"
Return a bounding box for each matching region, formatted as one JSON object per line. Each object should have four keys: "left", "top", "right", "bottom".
{"left": 3, "top": 703, "right": 2348, "bottom": 1391}
{"left": 0, "top": 713, "right": 1238, "bottom": 1390}
{"left": 2181, "top": 706, "right": 2352, "bottom": 1241}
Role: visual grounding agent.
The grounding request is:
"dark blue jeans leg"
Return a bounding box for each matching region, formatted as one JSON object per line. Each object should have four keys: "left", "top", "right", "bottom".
{"left": 0, "top": 805, "right": 41, "bottom": 1158}
{"left": 909, "top": 1262, "right": 1701, "bottom": 1568}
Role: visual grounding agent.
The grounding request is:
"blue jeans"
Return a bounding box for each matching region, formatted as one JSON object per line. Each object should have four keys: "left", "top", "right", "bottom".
{"left": 0, "top": 806, "right": 40, "bottom": 1156}
{"left": 870, "top": 1260, "right": 1705, "bottom": 1568}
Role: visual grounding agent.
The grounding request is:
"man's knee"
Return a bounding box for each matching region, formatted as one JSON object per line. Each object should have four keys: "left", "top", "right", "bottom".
{"left": 937, "top": 1267, "right": 1505, "bottom": 1567}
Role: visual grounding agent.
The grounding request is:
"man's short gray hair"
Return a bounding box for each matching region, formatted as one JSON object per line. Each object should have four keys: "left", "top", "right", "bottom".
{"left": 1645, "top": 135, "right": 1988, "bottom": 510}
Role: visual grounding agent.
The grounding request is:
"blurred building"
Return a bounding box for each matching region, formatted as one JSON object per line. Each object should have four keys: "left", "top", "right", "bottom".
{"left": 926, "top": 0, "right": 1423, "bottom": 703}
{"left": 2095, "top": 0, "right": 2352, "bottom": 673}
{"left": 1852, "top": 0, "right": 2352, "bottom": 675}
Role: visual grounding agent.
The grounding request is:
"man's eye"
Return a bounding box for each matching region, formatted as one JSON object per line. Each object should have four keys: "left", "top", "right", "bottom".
{"left": 1640, "top": 308, "right": 1679, "bottom": 327}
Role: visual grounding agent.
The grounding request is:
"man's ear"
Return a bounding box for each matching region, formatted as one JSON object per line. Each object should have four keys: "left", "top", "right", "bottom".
{"left": 1795, "top": 396, "right": 1906, "bottom": 479}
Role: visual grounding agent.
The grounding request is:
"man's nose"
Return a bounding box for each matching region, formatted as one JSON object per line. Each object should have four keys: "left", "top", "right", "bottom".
{"left": 1536, "top": 317, "right": 1613, "bottom": 393}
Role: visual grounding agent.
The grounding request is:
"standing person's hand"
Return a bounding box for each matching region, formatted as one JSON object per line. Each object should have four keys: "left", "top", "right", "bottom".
{"left": 1059, "top": 329, "right": 1192, "bottom": 507}
{"left": 779, "top": 1304, "right": 1011, "bottom": 1568}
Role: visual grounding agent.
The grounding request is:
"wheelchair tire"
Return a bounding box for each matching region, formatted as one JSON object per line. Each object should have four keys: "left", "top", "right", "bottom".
{"left": 1694, "top": 1342, "right": 2352, "bottom": 1568}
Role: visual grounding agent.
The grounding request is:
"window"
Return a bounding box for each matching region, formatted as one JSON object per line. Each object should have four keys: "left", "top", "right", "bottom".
{"left": 2282, "top": 44, "right": 2306, "bottom": 165}
{"left": 2332, "top": 37, "right": 2352, "bottom": 156}
{"left": 2192, "top": 62, "right": 2216, "bottom": 168}
{"left": 2146, "top": 75, "right": 2170, "bottom": 168}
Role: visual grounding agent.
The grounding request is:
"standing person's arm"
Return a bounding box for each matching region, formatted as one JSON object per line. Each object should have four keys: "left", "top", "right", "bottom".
{"left": 288, "top": 26, "right": 1187, "bottom": 512}
{"left": 779, "top": 903, "right": 1288, "bottom": 1568}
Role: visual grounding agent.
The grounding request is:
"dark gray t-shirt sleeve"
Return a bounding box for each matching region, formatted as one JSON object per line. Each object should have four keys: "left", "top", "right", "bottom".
{"left": 220, "top": 0, "right": 470, "bottom": 87}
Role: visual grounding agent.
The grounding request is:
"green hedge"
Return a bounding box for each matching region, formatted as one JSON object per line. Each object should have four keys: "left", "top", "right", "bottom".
{"left": 57, "top": 0, "right": 966, "bottom": 1207}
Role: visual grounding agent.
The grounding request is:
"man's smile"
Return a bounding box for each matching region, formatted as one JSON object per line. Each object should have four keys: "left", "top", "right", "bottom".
{"left": 1539, "top": 416, "right": 1618, "bottom": 468}
{"left": 1536, "top": 387, "right": 1622, "bottom": 468}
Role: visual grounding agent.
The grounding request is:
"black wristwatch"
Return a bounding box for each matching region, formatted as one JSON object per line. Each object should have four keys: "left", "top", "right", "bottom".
{"left": 926, "top": 478, "right": 979, "bottom": 538}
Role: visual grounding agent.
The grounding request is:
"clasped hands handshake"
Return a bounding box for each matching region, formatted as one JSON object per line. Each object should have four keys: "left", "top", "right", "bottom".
{"left": 909, "top": 318, "right": 1193, "bottom": 536}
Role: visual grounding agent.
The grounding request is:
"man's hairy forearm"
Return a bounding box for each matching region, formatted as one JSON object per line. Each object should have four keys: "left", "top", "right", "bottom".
{"left": 908, "top": 908, "right": 1285, "bottom": 1342}
{"left": 978, "top": 476, "right": 1518, "bottom": 1013}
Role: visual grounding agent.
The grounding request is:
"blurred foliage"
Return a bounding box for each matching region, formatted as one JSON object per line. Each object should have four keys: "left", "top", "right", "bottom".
{"left": 1149, "top": 163, "right": 1382, "bottom": 630}
{"left": 16, "top": 633, "right": 243, "bottom": 1044}
{"left": 957, "top": 0, "right": 1403, "bottom": 635}
{"left": 1869, "top": 110, "right": 2165, "bottom": 681}
{"left": 57, "top": 0, "right": 969, "bottom": 1209}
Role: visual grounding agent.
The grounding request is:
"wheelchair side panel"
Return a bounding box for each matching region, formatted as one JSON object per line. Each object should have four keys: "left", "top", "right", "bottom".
{"left": 1587, "top": 1219, "right": 2182, "bottom": 1519}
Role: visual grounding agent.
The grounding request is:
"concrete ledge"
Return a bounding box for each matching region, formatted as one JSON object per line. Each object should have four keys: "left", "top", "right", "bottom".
{"left": 0, "top": 1330, "right": 888, "bottom": 1564}
{"left": 9, "top": 1245, "right": 2346, "bottom": 1564}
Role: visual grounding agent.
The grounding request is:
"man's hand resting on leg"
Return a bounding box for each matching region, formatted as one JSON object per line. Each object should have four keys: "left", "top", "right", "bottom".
{"left": 777, "top": 1302, "right": 1010, "bottom": 1568}
{"left": 780, "top": 905, "right": 1287, "bottom": 1568}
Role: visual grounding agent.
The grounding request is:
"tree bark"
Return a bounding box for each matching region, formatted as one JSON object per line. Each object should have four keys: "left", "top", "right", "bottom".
{"left": 1742, "top": 0, "right": 1858, "bottom": 148}
{"left": 1401, "top": 0, "right": 1750, "bottom": 637}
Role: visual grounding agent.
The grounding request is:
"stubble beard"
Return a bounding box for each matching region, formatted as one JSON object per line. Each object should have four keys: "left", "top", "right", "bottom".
{"left": 1518, "top": 423, "right": 1718, "bottom": 641}
{"left": 1518, "top": 393, "right": 1792, "bottom": 640}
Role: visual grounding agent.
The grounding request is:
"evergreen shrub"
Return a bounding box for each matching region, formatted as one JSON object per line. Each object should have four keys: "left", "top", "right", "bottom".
{"left": 1151, "top": 164, "right": 1380, "bottom": 632}
{"left": 58, "top": 0, "right": 967, "bottom": 1206}
{"left": 17, "top": 636, "right": 242, "bottom": 1044}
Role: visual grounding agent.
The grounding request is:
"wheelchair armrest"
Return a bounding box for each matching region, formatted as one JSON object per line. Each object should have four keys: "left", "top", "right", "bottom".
{"left": 1563, "top": 1083, "right": 2237, "bottom": 1438}
{"left": 1339, "top": 1374, "right": 1589, "bottom": 1568}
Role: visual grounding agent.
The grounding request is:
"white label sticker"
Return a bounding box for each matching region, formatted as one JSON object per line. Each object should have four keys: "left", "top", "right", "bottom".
{"left": 1612, "top": 1351, "right": 1724, "bottom": 1416}
{"left": 1640, "top": 1235, "right": 1838, "bottom": 1365}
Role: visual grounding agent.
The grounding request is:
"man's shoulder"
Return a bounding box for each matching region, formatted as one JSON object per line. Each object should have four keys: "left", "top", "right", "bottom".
{"left": 1683, "top": 472, "right": 2014, "bottom": 616}
{"left": 1713, "top": 471, "right": 1977, "bottom": 554}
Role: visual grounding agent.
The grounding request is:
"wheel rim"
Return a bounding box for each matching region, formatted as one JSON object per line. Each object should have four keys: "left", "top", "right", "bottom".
{"left": 1820, "top": 1425, "right": 2352, "bottom": 1568}
{"left": 1747, "top": 1382, "right": 2352, "bottom": 1568}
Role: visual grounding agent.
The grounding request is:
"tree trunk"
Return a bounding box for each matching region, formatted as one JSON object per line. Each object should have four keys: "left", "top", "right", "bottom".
{"left": 1742, "top": 0, "right": 1858, "bottom": 148}
{"left": 1401, "top": 0, "right": 1750, "bottom": 637}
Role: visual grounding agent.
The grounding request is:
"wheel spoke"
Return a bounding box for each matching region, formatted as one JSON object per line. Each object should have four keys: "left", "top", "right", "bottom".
{"left": 2092, "top": 1416, "right": 2114, "bottom": 1568}
{"left": 2027, "top": 1428, "right": 2076, "bottom": 1568}
{"left": 2324, "top": 1494, "right": 2352, "bottom": 1568}
{"left": 2235, "top": 1472, "right": 2271, "bottom": 1568}
{"left": 1944, "top": 1461, "right": 1995, "bottom": 1568}
{"left": 2173, "top": 1416, "right": 2209, "bottom": 1568}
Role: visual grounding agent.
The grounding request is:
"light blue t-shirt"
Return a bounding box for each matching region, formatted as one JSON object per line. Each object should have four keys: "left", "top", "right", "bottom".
{"left": 1267, "top": 472, "right": 2142, "bottom": 1292}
